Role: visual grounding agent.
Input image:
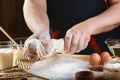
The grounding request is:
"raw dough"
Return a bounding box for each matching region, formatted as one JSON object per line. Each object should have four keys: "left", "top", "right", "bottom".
{"left": 23, "top": 38, "right": 65, "bottom": 59}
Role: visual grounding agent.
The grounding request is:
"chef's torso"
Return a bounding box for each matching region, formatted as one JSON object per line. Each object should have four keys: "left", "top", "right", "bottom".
{"left": 47, "top": 0, "right": 107, "bottom": 32}
{"left": 47, "top": 0, "right": 120, "bottom": 54}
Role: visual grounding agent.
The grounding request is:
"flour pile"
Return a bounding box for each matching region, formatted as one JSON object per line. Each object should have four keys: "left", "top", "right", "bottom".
{"left": 27, "top": 55, "right": 89, "bottom": 80}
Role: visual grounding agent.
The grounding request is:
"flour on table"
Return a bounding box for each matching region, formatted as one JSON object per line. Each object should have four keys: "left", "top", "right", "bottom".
{"left": 27, "top": 55, "right": 89, "bottom": 80}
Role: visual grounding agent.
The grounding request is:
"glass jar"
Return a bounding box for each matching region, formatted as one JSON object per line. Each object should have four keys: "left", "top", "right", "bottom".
{"left": 0, "top": 41, "right": 13, "bottom": 69}
{"left": 105, "top": 38, "right": 120, "bottom": 57}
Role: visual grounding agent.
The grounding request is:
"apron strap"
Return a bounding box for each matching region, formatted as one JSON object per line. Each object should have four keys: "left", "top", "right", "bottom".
{"left": 52, "top": 30, "right": 60, "bottom": 39}
{"left": 90, "top": 36, "right": 101, "bottom": 54}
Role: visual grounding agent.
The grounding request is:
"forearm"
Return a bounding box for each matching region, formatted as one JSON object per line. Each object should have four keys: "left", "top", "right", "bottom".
{"left": 23, "top": 0, "right": 49, "bottom": 34}
{"left": 85, "top": 1, "right": 120, "bottom": 35}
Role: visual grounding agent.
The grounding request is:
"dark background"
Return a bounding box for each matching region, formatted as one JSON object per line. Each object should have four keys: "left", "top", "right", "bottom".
{"left": 0, "top": 0, "right": 32, "bottom": 41}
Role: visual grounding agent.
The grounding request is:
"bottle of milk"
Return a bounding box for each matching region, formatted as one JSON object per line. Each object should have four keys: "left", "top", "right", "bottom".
{"left": 0, "top": 41, "right": 13, "bottom": 69}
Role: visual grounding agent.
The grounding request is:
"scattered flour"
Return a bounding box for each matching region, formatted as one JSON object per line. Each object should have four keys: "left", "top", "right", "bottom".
{"left": 104, "top": 61, "right": 120, "bottom": 70}
{"left": 104, "top": 61, "right": 120, "bottom": 80}
{"left": 27, "top": 56, "right": 89, "bottom": 80}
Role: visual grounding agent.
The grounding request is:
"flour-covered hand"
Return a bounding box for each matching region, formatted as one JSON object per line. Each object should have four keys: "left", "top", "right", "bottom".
{"left": 64, "top": 22, "right": 91, "bottom": 53}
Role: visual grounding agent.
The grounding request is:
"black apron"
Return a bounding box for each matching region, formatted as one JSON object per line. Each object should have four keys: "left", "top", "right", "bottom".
{"left": 47, "top": 0, "right": 120, "bottom": 54}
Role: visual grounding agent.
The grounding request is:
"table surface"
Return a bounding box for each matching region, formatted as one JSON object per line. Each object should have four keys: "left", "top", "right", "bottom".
{"left": 28, "top": 54, "right": 104, "bottom": 80}
{"left": 0, "top": 54, "right": 104, "bottom": 80}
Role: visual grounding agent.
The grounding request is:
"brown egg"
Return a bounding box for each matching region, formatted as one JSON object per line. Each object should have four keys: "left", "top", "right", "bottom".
{"left": 89, "top": 53, "right": 101, "bottom": 66}
{"left": 101, "top": 51, "right": 112, "bottom": 64}
{"left": 101, "top": 51, "right": 110, "bottom": 58}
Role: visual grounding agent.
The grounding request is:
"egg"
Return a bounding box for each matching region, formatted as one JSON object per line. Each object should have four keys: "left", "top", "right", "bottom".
{"left": 101, "top": 51, "right": 112, "bottom": 64}
{"left": 89, "top": 53, "right": 101, "bottom": 66}
{"left": 101, "top": 51, "right": 110, "bottom": 58}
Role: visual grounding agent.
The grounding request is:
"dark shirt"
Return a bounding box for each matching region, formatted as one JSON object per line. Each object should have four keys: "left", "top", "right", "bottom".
{"left": 47, "top": 0, "right": 120, "bottom": 54}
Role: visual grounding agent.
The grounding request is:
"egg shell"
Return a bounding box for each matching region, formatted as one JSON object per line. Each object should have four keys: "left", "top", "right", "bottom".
{"left": 89, "top": 53, "right": 101, "bottom": 66}
{"left": 101, "top": 51, "right": 112, "bottom": 64}
{"left": 101, "top": 51, "right": 110, "bottom": 58}
{"left": 102, "top": 55, "right": 112, "bottom": 64}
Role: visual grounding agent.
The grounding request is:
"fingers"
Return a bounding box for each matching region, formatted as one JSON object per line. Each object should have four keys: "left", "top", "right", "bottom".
{"left": 24, "top": 38, "right": 56, "bottom": 61}
{"left": 65, "top": 35, "right": 83, "bottom": 53}
{"left": 76, "top": 36, "right": 84, "bottom": 53}
{"left": 64, "top": 30, "right": 90, "bottom": 53}
{"left": 70, "top": 34, "right": 79, "bottom": 52}
{"left": 24, "top": 39, "right": 45, "bottom": 61}
{"left": 76, "top": 35, "right": 90, "bottom": 53}
{"left": 25, "top": 52, "right": 40, "bottom": 62}
{"left": 64, "top": 33, "right": 72, "bottom": 52}
{"left": 23, "top": 32, "right": 51, "bottom": 61}
{"left": 83, "top": 35, "right": 90, "bottom": 50}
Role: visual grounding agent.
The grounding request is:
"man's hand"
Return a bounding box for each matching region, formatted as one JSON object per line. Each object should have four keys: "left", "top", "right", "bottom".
{"left": 64, "top": 0, "right": 120, "bottom": 53}
{"left": 64, "top": 22, "right": 91, "bottom": 53}
{"left": 24, "top": 31, "right": 51, "bottom": 61}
